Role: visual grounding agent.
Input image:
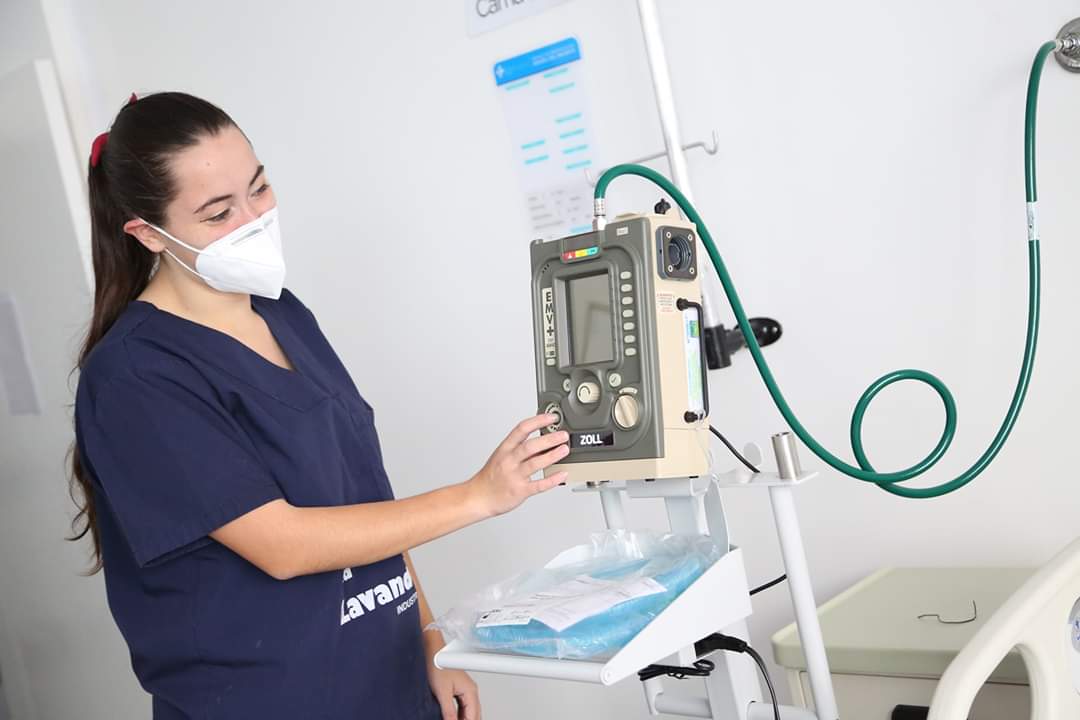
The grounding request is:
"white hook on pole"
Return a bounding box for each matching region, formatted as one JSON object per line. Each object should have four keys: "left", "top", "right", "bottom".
{"left": 583, "top": 130, "right": 720, "bottom": 187}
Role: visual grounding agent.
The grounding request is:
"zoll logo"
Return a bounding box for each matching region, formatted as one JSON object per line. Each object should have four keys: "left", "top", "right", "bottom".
{"left": 572, "top": 431, "right": 614, "bottom": 449}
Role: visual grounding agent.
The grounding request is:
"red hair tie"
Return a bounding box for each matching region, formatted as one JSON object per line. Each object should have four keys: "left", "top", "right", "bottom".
{"left": 89, "top": 132, "right": 109, "bottom": 167}
{"left": 89, "top": 93, "right": 138, "bottom": 168}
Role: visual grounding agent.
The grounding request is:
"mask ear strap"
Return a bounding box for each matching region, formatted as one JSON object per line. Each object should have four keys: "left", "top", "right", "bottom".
{"left": 161, "top": 247, "right": 207, "bottom": 283}
{"left": 139, "top": 219, "right": 208, "bottom": 282}
{"left": 139, "top": 219, "right": 203, "bottom": 255}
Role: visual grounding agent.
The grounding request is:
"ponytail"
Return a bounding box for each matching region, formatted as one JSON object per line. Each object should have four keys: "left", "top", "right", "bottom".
{"left": 69, "top": 92, "right": 236, "bottom": 571}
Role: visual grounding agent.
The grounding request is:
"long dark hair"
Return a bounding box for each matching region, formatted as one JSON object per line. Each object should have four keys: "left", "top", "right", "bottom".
{"left": 69, "top": 92, "right": 236, "bottom": 572}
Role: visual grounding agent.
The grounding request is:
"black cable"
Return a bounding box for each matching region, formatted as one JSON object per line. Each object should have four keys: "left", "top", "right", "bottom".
{"left": 745, "top": 645, "right": 782, "bottom": 720}
{"left": 709, "top": 425, "right": 760, "bottom": 473}
{"left": 750, "top": 574, "right": 788, "bottom": 596}
{"left": 637, "top": 659, "right": 714, "bottom": 682}
{"left": 693, "top": 634, "right": 781, "bottom": 720}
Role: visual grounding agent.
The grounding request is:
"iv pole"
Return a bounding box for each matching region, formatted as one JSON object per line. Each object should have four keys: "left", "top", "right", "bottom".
{"left": 632, "top": 3, "right": 758, "bottom": 717}
{"left": 632, "top": 2, "right": 840, "bottom": 718}
{"left": 635, "top": 0, "right": 724, "bottom": 331}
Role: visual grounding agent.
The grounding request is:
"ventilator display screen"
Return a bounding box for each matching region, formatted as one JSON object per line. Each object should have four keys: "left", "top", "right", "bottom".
{"left": 566, "top": 272, "right": 614, "bottom": 365}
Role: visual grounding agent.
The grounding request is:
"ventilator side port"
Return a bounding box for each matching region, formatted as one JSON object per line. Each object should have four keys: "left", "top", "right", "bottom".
{"left": 657, "top": 227, "right": 698, "bottom": 280}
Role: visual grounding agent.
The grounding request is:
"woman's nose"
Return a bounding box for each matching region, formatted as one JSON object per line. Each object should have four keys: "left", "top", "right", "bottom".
{"left": 233, "top": 204, "right": 260, "bottom": 224}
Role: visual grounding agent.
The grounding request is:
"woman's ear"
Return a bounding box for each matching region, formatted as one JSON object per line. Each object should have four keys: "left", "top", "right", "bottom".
{"left": 124, "top": 218, "right": 166, "bottom": 253}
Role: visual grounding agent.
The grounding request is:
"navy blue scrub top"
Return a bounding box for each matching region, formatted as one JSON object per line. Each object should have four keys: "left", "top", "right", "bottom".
{"left": 75, "top": 289, "right": 441, "bottom": 720}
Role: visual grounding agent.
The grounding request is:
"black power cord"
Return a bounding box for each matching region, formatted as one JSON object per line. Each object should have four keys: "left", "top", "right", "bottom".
{"left": 637, "top": 658, "right": 714, "bottom": 682}
{"left": 695, "top": 634, "right": 782, "bottom": 720}
{"left": 638, "top": 634, "right": 783, "bottom": 720}
{"left": 709, "top": 425, "right": 788, "bottom": 598}
{"left": 746, "top": 646, "right": 782, "bottom": 720}
{"left": 750, "top": 574, "right": 788, "bottom": 596}
{"left": 709, "top": 425, "right": 760, "bottom": 474}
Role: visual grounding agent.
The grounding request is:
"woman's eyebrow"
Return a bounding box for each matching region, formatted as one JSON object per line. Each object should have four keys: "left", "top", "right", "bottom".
{"left": 194, "top": 193, "right": 231, "bottom": 215}
{"left": 193, "top": 165, "right": 266, "bottom": 215}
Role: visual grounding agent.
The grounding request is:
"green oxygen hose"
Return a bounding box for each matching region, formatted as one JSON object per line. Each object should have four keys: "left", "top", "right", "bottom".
{"left": 594, "top": 41, "right": 1058, "bottom": 498}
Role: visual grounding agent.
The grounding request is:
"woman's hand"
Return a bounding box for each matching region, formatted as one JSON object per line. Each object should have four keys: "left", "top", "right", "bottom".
{"left": 424, "top": 631, "right": 480, "bottom": 720}
{"left": 465, "top": 413, "right": 570, "bottom": 518}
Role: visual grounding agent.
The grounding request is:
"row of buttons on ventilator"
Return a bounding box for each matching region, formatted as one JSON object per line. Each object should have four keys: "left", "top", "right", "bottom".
{"left": 619, "top": 270, "right": 637, "bottom": 357}
{"left": 562, "top": 372, "right": 626, "bottom": 394}
{"left": 553, "top": 378, "right": 640, "bottom": 430}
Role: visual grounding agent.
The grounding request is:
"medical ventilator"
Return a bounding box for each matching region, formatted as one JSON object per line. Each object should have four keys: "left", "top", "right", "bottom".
{"left": 531, "top": 211, "right": 711, "bottom": 483}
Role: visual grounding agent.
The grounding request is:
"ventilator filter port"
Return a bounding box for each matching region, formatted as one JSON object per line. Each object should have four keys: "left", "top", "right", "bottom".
{"left": 667, "top": 235, "right": 692, "bottom": 271}
{"left": 657, "top": 227, "right": 698, "bottom": 280}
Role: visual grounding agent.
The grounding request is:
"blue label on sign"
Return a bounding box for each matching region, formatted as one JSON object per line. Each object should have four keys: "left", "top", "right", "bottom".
{"left": 494, "top": 37, "right": 581, "bottom": 86}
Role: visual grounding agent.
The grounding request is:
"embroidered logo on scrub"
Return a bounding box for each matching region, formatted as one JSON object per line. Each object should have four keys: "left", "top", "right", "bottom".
{"left": 340, "top": 566, "right": 418, "bottom": 626}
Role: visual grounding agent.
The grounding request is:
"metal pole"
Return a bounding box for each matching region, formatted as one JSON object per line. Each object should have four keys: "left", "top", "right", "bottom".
{"left": 598, "top": 485, "right": 626, "bottom": 529}
{"left": 635, "top": 0, "right": 724, "bottom": 329}
{"left": 769, "top": 435, "right": 839, "bottom": 720}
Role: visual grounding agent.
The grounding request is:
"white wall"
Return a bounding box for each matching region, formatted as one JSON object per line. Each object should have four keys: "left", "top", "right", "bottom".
{"left": 7, "top": 1, "right": 1080, "bottom": 718}
{"left": 0, "top": 34, "right": 148, "bottom": 720}
{"left": 0, "top": 13, "right": 52, "bottom": 717}
{"left": 0, "top": 0, "right": 50, "bottom": 77}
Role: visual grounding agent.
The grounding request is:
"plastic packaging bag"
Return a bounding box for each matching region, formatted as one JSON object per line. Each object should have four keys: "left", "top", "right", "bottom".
{"left": 431, "top": 530, "right": 721, "bottom": 660}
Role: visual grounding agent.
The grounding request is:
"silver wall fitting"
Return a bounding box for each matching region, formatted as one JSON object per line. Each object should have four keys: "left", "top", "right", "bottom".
{"left": 771, "top": 432, "right": 802, "bottom": 480}
{"left": 1056, "top": 18, "right": 1080, "bottom": 73}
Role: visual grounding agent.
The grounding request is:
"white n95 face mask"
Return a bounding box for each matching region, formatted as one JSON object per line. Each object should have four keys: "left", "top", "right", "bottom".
{"left": 145, "top": 206, "right": 286, "bottom": 299}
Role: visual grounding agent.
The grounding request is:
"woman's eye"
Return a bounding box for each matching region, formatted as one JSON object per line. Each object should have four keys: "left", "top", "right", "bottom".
{"left": 253, "top": 183, "right": 270, "bottom": 197}
{"left": 207, "top": 208, "right": 231, "bottom": 223}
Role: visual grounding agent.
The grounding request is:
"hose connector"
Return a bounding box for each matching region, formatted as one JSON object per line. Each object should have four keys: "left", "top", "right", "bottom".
{"left": 1055, "top": 19, "right": 1080, "bottom": 72}
{"left": 593, "top": 197, "right": 607, "bottom": 231}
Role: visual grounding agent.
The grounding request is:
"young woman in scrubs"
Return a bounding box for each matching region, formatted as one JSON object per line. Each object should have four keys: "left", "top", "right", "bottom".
{"left": 70, "top": 92, "right": 570, "bottom": 720}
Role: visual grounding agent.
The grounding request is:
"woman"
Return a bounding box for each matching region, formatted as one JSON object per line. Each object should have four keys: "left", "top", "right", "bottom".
{"left": 70, "top": 92, "right": 570, "bottom": 720}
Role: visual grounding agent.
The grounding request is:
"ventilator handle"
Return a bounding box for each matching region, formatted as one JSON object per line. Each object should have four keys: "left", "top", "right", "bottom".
{"left": 677, "top": 297, "right": 710, "bottom": 422}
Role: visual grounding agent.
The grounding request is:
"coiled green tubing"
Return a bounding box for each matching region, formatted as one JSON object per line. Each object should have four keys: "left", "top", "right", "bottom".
{"left": 593, "top": 42, "right": 1058, "bottom": 498}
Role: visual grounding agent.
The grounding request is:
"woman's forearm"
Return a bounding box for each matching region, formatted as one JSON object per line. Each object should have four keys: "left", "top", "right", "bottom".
{"left": 211, "top": 413, "right": 569, "bottom": 580}
{"left": 288, "top": 483, "right": 491, "bottom": 575}
{"left": 212, "top": 481, "right": 489, "bottom": 580}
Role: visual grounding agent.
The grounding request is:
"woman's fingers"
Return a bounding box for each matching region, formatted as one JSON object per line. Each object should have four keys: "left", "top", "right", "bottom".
{"left": 471, "top": 414, "right": 571, "bottom": 517}
{"left": 523, "top": 443, "right": 570, "bottom": 477}
{"left": 497, "top": 414, "right": 557, "bottom": 456}
{"left": 436, "top": 692, "right": 456, "bottom": 720}
{"left": 529, "top": 471, "right": 568, "bottom": 496}
{"left": 517, "top": 429, "right": 569, "bottom": 461}
{"left": 457, "top": 684, "right": 480, "bottom": 720}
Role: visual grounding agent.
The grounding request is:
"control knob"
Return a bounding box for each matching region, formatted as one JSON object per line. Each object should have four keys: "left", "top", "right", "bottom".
{"left": 613, "top": 394, "right": 640, "bottom": 429}
{"left": 576, "top": 381, "right": 601, "bottom": 404}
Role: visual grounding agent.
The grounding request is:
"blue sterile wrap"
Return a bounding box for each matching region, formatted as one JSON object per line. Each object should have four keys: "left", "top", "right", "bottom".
{"left": 432, "top": 530, "right": 722, "bottom": 660}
